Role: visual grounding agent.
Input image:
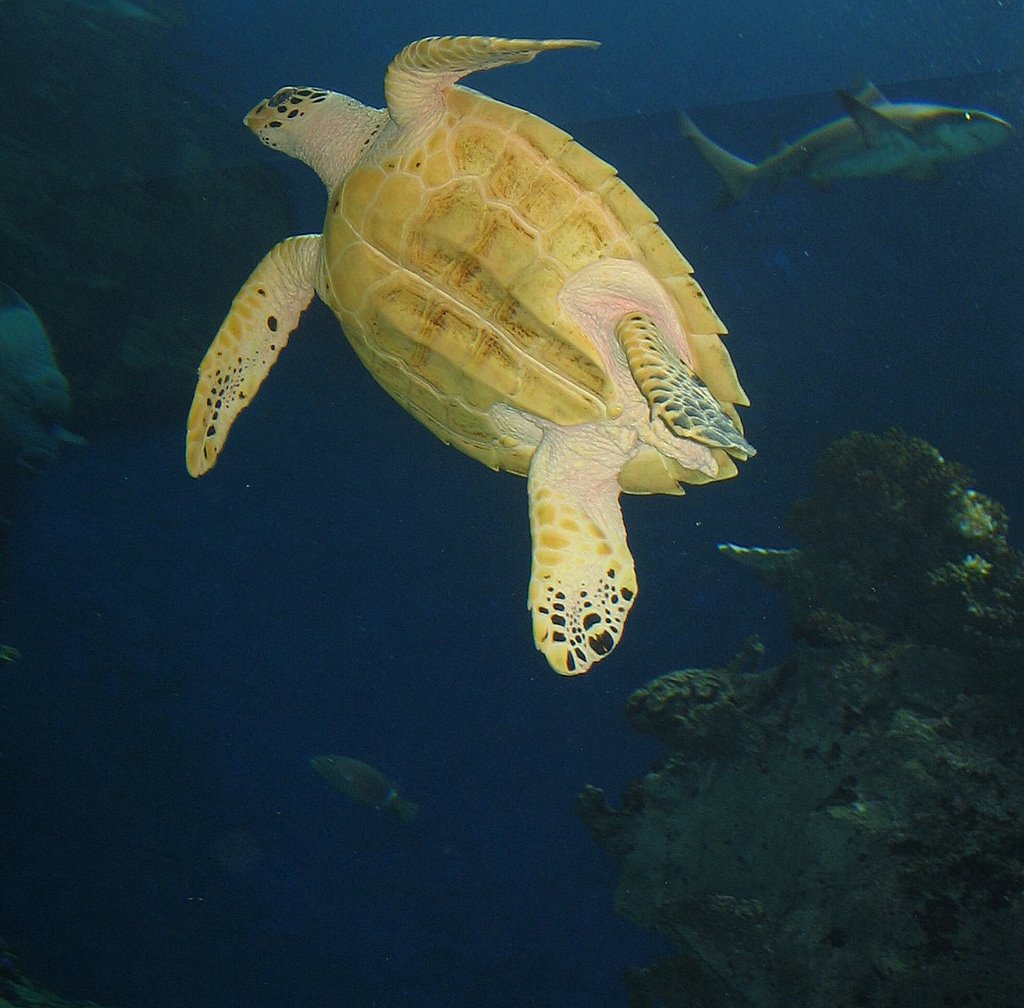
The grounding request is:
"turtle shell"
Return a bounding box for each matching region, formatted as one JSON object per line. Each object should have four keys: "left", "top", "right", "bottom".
{"left": 320, "top": 86, "right": 747, "bottom": 485}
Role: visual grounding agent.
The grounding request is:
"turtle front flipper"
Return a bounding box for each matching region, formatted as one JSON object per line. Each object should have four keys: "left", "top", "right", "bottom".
{"left": 186, "top": 234, "right": 321, "bottom": 477}
{"left": 527, "top": 428, "right": 637, "bottom": 676}
{"left": 616, "top": 312, "right": 755, "bottom": 460}
{"left": 384, "top": 36, "right": 599, "bottom": 126}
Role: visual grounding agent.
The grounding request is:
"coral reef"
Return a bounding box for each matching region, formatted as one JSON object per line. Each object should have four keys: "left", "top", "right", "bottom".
{"left": 724, "top": 428, "right": 1024, "bottom": 671}
{"left": 622, "top": 637, "right": 770, "bottom": 758}
{"left": 0, "top": 0, "right": 293, "bottom": 427}
{"left": 579, "top": 431, "right": 1024, "bottom": 1008}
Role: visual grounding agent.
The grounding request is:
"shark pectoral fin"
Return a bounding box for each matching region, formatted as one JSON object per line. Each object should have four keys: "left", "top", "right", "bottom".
{"left": 837, "top": 90, "right": 910, "bottom": 147}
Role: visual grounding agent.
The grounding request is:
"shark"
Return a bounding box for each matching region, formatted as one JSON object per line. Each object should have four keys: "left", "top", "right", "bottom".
{"left": 680, "top": 83, "right": 1013, "bottom": 205}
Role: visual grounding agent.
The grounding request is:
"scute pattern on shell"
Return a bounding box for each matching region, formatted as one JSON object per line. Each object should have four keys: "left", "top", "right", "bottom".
{"left": 321, "top": 85, "right": 746, "bottom": 477}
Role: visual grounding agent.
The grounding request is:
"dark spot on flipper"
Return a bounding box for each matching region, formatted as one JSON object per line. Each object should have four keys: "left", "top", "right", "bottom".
{"left": 621, "top": 586, "right": 635, "bottom": 602}
{"left": 588, "top": 630, "right": 614, "bottom": 656}
{"left": 267, "top": 316, "right": 278, "bottom": 332}
{"left": 582, "top": 612, "right": 601, "bottom": 630}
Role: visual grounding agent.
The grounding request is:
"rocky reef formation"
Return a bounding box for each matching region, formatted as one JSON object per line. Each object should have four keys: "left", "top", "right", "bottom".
{"left": 579, "top": 430, "right": 1024, "bottom": 1007}
{"left": 0, "top": 939, "right": 112, "bottom": 1008}
{"left": 0, "top": 0, "right": 293, "bottom": 427}
{"left": 724, "top": 429, "right": 1024, "bottom": 672}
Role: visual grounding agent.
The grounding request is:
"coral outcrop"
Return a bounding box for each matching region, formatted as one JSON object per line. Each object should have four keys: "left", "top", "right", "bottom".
{"left": 579, "top": 431, "right": 1024, "bottom": 1007}
{"left": 724, "top": 429, "right": 1024, "bottom": 670}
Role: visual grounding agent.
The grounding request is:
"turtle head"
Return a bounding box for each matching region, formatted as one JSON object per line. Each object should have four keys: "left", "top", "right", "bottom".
{"left": 245, "top": 87, "right": 389, "bottom": 190}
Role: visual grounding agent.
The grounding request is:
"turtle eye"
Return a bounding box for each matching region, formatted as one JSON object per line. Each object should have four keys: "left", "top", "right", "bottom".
{"left": 271, "top": 87, "right": 296, "bottom": 103}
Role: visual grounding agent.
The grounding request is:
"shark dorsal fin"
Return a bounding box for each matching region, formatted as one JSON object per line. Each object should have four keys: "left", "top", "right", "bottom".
{"left": 836, "top": 89, "right": 909, "bottom": 147}
{"left": 851, "top": 81, "right": 889, "bottom": 106}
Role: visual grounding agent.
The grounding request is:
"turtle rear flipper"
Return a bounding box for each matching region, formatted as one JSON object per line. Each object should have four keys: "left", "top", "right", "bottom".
{"left": 186, "top": 234, "right": 321, "bottom": 477}
{"left": 617, "top": 312, "right": 755, "bottom": 459}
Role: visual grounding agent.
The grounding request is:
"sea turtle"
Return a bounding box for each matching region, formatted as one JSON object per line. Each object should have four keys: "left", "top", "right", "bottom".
{"left": 186, "top": 35, "right": 754, "bottom": 675}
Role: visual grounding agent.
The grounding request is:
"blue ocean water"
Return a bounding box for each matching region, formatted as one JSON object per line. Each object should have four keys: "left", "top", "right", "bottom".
{"left": 1, "top": 2, "right": 1022, "bottom": 1007}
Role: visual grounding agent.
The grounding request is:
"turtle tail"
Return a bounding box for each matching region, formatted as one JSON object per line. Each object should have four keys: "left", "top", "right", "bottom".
{"left": 679, "top": 112, "right": 759, "bottom": 207}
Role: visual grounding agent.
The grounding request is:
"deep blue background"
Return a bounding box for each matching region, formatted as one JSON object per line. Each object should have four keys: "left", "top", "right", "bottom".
{"left": 1, "top": 2, "right": 1022, "bottom": 1006}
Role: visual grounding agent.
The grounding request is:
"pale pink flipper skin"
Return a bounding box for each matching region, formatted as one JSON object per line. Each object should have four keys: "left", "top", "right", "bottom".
{"left": 519, "top": 260, "right": 750, "bottom": 676}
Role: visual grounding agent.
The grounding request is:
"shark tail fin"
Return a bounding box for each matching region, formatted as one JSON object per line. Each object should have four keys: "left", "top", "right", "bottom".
{"left": 679, "top": 112, "right": 759, "bottom": 206}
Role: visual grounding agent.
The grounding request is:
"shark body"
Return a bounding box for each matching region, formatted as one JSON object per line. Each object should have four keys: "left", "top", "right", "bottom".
{"left": 681, "top": 83, "right": 1013, "bottom": 205}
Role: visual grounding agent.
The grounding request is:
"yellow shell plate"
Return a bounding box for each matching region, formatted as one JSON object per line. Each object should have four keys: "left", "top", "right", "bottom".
{"left": 321, "top": 86, "right": 747, "bottom": 479}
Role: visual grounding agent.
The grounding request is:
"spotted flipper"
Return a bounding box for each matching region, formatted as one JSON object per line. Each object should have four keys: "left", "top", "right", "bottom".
{"left": 526, "top": 427, "right": 637, "bottom": 676}
{"left": 186, "top": 234, "right": 321, "bottom": 477}
{"left": 617, "top": 312, "right": 755, "bottom": 459}
{"left": 384, "top": 36, "right": 599, "bottom": 126}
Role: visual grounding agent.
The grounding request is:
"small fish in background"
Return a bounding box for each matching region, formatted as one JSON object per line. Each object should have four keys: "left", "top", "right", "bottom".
{"left": 680, "top": 82, "right": 1014, "bottom": 205}
{"left": 0, "top": 283, "right": 83, "bottom": 472}
{"left": 311, "top": 755, "right": 419, "bottom": 821}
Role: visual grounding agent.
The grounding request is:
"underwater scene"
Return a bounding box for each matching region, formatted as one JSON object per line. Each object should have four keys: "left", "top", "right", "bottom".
{"left": 1, "top": 1, "right": 1022, "bottom": 1006}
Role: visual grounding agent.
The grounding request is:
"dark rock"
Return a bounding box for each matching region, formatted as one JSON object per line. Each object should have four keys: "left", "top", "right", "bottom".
{"left": 581, "top": 433, "right": 1024, "bottom": 1007}
{"left": 0, "top": 0, "right": 295, "bottom": 428}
